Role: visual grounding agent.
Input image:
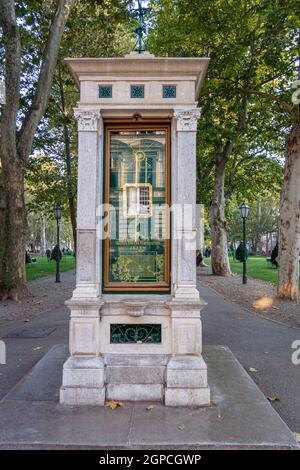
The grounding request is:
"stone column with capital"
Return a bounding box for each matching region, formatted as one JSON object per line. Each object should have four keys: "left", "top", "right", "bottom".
{"left": 73, "top": 108, "right": 101, "bottom": 300}
{"left": 60, "top": 108, "right": 105, "bottom": 406}
{"left": 166, "top": 108, "right": 210, "bottom": 407}
{"left": 173, "top": 108, "right": 201, "bottom": 300}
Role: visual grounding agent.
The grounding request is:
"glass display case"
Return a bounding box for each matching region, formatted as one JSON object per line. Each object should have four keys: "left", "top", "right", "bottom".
{"left": 104, "top": 123, "right": 170, "bottom": 291}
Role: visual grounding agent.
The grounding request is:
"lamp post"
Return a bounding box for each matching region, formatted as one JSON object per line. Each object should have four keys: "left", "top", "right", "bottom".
{"left": 54, "top": 203, "right": 63, "bottom": 283}
{"left": 239, "top": 203, "right": 249, "bottom": 285}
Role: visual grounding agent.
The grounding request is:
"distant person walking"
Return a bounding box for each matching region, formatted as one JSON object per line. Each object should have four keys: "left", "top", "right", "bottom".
{"left": 46, "top": 248, "right": 51, "bottom": 262}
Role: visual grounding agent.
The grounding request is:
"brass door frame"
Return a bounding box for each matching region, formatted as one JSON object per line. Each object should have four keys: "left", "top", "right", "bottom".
{"left": 103, "top": 120, "right": 171, "bottom": 292}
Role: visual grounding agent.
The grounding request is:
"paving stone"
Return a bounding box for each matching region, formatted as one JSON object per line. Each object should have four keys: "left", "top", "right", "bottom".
{"left": 4, "top": 326, "right": 56, "bottom": 339}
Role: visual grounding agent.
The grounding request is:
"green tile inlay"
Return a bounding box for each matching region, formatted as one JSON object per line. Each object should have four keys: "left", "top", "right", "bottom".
{"left": 130, "top": 84, "right": 145, "bottom": 99}
{"left": 163, "top": 85, "right": 177, "bottom": 98}
{"left": 99, "top": 85, "right": 112, "bottom": 98}
{"left": 110, "top": 324, "right": 161, "bottom": 343}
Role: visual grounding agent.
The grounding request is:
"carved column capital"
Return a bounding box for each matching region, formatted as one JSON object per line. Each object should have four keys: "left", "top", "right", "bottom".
{"left": 74, "top": 108, "right": 101, "bottom": 132}
{"left": 174, "top": 108, "right": 201, "bottom": 131}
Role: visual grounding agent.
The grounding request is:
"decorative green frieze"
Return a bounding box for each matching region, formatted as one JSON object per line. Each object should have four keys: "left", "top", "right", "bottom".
{"left": 110, "top": 324, "right": 161, "bottom": 343}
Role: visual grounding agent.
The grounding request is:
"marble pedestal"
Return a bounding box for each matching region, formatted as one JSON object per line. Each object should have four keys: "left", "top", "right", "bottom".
{"left": 60, "top": 296, "right": 210, "bottom": 407}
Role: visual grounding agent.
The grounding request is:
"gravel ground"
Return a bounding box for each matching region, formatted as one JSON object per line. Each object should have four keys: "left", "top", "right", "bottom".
{"left": 0, "top": 270, "right": 75, "bottom": 324}
{"left": 198, "top": 266, "right": 300, "bottom": 328}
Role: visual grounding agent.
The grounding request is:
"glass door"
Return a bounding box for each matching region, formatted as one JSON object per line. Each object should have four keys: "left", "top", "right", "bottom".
{"left": 103, "top": 122, "right": 170, "bottom": 292}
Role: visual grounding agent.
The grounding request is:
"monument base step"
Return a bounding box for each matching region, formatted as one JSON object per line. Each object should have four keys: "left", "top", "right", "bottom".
{"left": 105, "top": 365, "right": 165, "bottom": 385}
{"left": 106, "top": 384, "right": 164, "bottom": 402}
{"left": 59, "top": 352, "right": 210, "bottom": 405}
{"left": 165, "top": 387, "right": 210, "bottom": 406}
{"left": 60, "top": 386, "right": 105, "bottom": 406}
{"left": 104, "top": 355, "right": 166, "bottom": 385}
{"left": 2, "top": 345, "right": 298, "bottom": 449}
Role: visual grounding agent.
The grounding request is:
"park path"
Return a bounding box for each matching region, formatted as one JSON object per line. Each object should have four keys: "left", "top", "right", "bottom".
{"left": 200, "top": 283, "right": 300, "bottom": 432}
{"left": 198, "top": 266, "right": 300, "bottom": 327}
{"left": 0, "top": 270, "right": 299, "bottom": 433}
{"left": 0, "top": 270, "right": 75, "bottom": 323}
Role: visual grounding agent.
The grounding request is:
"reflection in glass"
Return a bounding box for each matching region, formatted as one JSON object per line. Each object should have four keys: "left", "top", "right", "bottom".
{"left": 108, "top": 129, "right": 168, "bottom": 285}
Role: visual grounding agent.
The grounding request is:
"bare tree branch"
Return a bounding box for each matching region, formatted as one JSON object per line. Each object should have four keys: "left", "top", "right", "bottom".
{"left": 243, "top": 88, "right": 292, "bottom": 113}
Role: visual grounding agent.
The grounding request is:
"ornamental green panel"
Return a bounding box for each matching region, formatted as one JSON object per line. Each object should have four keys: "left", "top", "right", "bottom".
{"left": 162, "top": 85, "right": 176, "bottom": 98}
{"left": 110, "top": 324, "right": 162, "bottom": 343}
{"left": 130, "top": 84, "right": 145, "bottom": 98}
{"left": 99, "top": 85, "right": 112, "bottom": 98}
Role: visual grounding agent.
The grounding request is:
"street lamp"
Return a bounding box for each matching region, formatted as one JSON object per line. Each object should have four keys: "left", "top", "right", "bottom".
{"left": 239, "top": 203, "right": 249, "bottom": 284}
{"left": 54, "top": 203, "right": 63, "bottom": 283}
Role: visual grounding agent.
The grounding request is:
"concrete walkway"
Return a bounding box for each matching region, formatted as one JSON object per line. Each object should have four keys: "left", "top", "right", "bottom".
{"left": 0, "top": 344, "right": 297, "bottom": 449}
{"left": 0, "top": 272, "right": 299, "bottom": 438}
{"left": 200, "top": 284, "right": 300, "bottom": 432}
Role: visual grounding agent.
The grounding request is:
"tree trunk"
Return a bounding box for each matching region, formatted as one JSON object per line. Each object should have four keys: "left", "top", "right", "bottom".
{"left": 265, "top": 232, "right": 269, "bottom": 256}
{"left": 58, "top": 67, "right": 77, "bottom": 252}
{"left": 0, "top": 159, "right": 28, "bottom": 300}
{"left": 0, "top": 0, "right": 75, "bottom": 298}
{"left": 209, "top": 154, "right": 231, "bottom": 276}
{"left": 209, "top": 97, "right": 247, "bottom": 277}
{"left": 63, "top": 123, "right": 77, "bottom": 252}
{"left": 253, "top": 239, "right": 259, "bottom": 255}
{"left": 40, "top": 213, "right": 46, "bottom": 255}
{"left": 0, "top": 0, "right": 25, "bottom": 299}
{"left": 277, "top": 113, "right": 300, "bottom": 300}
{"left": 17, "top": 0, "right": 76, "bottom": 159}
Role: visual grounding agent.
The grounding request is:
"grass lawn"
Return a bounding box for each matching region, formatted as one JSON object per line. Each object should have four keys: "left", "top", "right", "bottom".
{"left": 26, "top": 255, "right": 75, "bottom": 281}
{"left": 205, "top": 255, "right": 300, "bottom": 287}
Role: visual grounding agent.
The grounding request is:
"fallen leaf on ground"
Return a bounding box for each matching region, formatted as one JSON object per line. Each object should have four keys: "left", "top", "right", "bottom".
{"left": 253, "top": 296, "right": 274, "bottom": 310}
{"left": 249, "top": 367, "right": 258, "bottom": 373}
{"left": 146, "top": 405, "right": 154, "bottom": 411}
{"left": 267, "top": 396, "right": 280, "bottom": 402}
{"left": 293, "top": 432, "right": 300, "bottom": 443}
{"left": 105, "top": 400, "right": 123, "bottom": 410}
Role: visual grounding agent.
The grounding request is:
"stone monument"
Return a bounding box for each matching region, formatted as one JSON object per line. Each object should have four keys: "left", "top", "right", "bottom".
{"left": 60, "top": 51, "right": 211, "bottom": 406}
